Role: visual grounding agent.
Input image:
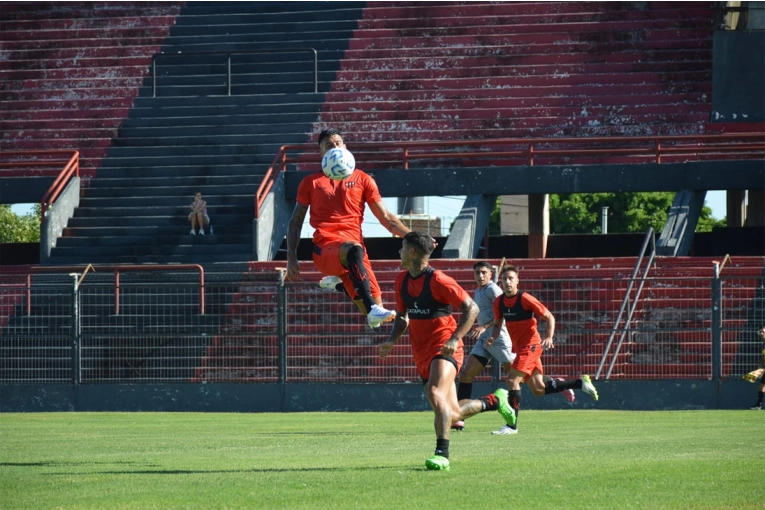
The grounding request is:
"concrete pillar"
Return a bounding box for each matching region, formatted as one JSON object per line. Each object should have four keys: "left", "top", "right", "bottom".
{"left": 398, "top": 197, "right": 424, "bottom": 215}
{"left": 747, "top": 188, "right": 765, "bottom": 226}
{"left": 727, "top": 189, "right": 747, "bottom": 227}
{"left": 528, "top": 193, "right": 549, "bottom": 259}
{"left": 499, "top": 195, "right": 529, "bottom": 234}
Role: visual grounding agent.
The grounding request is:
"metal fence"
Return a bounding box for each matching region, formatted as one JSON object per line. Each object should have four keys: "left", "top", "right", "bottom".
{"left": 0, "top": 269, "right": 763, "bottom": 384}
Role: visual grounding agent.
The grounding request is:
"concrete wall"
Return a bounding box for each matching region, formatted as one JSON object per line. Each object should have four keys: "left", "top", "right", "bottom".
{"left": 39, "top": 177, "right": 79, "bottom": 264}
{"left": 0, "top": 380, "right": 757, "bottom": 412}
{"left": 712, "top": 30, "right": 765, "bottom": 122}
{"left": 253, "top": 172, "right": 293, "bottom": 261}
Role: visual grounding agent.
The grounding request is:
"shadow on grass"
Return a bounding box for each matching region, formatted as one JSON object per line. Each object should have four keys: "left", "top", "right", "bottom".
{"left": 39, "top": 465, "right": 420, "bottom": 475}
{"left": 1, "top": 461, "right": 149, "bottom": 467}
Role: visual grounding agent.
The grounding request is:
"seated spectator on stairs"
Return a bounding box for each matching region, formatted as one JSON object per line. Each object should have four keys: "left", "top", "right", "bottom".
{"left": 188, "top": 191, "right": 210, "bottom": 235}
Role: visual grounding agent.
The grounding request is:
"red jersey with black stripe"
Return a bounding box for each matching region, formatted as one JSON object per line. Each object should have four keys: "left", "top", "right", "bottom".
{"left": 493, "top": 292, "right": 549, "bottom": 349}
{"left": 295, "top": 170, "right": 382, "bottom": 246}
{"left": 394, "top": 267, "right": 469, "bottom": 370}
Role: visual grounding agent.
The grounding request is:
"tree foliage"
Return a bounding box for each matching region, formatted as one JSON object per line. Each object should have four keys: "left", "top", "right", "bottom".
{"left": 489, "top": 193, "right": 725, "bottom": 234}
{"left": 0, "top": 205, "right": 41, "bottom": 243}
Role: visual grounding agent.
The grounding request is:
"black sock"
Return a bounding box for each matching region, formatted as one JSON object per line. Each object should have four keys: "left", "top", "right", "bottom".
{"left": 478, "top": 393, "right": 498, "bottom": 412}
{"left": 435, "top": 438, "right": 449, "bottom": 458}
{"left": 509, "top": 389, "right": 522, "bottom": 429}
{"left": 544, "top": 377, "right": 577, "bottom": 395}
{"left": 757, "top": 390, "right": 764, "bottom": 406}
{"left": 345, "top": 245, "right": 374, "bottom": 313}
{"left": 457, "top": 381, "right": 473, "bottom": 401}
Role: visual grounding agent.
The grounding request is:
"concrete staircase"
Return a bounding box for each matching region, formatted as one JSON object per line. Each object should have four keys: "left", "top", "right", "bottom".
{"left": 4, "top": 2, "right": 717, "bottom": 265}
{"left": 44, "top": 1, "right": 365, "bottom": 265}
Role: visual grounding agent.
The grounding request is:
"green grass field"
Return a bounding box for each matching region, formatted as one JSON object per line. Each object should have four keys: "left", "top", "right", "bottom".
{"left": 1, "top": 410, "right": 763, "bottom": 509}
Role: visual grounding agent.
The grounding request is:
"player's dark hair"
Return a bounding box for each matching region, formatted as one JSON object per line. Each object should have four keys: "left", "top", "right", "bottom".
{"left": 473, "top": 261, "right": 493, "bottom": 272}
{"left": 404, "top": 231, "right": 435, "bottom": 257}
{"left": 318, "top": 128, "right": 342, "bottom": 147}
{"left": 499, "top": 265, "right": 519, "bottom": 277}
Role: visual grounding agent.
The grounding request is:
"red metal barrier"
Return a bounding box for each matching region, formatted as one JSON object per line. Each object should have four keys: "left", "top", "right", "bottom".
{"left": 254, "top": 133, "right": 765, "bottom": 218}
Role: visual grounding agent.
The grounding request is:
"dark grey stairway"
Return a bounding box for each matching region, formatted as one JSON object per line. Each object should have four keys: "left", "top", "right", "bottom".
{"left": 47, "top": 1, "right": 367, "bottom": 266}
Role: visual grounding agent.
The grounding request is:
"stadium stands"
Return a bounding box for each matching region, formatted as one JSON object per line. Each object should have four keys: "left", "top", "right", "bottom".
{"left": 316, "top": 1, "right": 714, "bottom": 140}
{"left": 191, "top": 256, "right": 764, "bottom": 382}
{"left": 1, "top": 2, "right": 762, "bottom": 388}
{"left": 0, "top": 1, "right": 184, "bottom": 179}
{"left": 2, "top": 1, "right": 721, "bottom": 265}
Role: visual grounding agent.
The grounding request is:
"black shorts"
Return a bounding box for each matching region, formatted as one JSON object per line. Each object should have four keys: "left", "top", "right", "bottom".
{"left": 420, "top": 355, "right": 459, "bottom": 385}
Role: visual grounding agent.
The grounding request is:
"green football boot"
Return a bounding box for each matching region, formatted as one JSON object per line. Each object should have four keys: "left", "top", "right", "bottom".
{"left": 425, "top": 455, "right": 450, "bottom": 471}
{"left": 493, "top": 388, "right": 517, "bottom": 427}
{"left": 581, "top": 374, "right": 599, "bottom": 401}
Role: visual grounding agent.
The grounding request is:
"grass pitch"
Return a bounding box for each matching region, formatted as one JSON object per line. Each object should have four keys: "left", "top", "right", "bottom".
{"left": 1, "top": 410, "right": 763, "bottom": 509}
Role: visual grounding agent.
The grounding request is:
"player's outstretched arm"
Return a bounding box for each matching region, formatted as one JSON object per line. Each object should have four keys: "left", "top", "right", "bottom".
{"left": 541, "top": 310, "right": 556, "bottom": 349}
{"left": 286, "top": 202, "right": 309, "bottom": 280}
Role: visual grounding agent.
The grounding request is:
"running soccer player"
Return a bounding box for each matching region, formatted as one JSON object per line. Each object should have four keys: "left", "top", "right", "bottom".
{"left": 747, "top": 326, "right": 765, "bottom": 410}
{"left": 486, "top": 265, "right": 599, "bottom": 435}
{"left": 379, "top": 232, "right": 516, "bottom": 471}
{"left": 453, "top": 261, "right": 575, "bottom": 432}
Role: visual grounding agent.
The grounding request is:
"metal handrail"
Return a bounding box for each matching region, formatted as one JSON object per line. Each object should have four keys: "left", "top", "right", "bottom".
{"left": 151, "top": 48, "right": 318, "bottom": 97}
{"left": 23, "top": 264, "right": 205, "bottom": 315}
{"left": 0, "top": 150, "right": 80, "bottom": 223}
{"left": 595, "top": 228, "right": 656, "bottom": 379}
{"left": 255, "top": 132, "right": 765, "bottom": 218}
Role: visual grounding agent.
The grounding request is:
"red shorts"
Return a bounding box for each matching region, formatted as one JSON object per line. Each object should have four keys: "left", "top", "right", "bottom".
{"left": 312, "top": 240, "right": 381, "bottom": 299}
{"left": 511, "top": 342, "right": 544, "bottom": 378}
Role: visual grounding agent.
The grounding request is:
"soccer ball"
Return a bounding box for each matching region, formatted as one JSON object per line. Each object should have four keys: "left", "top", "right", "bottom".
{"left": 321, "top": 147, "right": 355, "bottom": 180}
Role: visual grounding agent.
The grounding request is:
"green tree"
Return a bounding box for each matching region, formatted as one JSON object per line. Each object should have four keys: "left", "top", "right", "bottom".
{"left": 0, "top": 205, "right": 41, "bottom": 243}
{"left": 488, "top": 193, "right": 725, "bottom": 234}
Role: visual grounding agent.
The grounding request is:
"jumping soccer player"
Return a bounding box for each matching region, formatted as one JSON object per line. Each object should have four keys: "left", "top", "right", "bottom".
{"left": 286, "top": 128, "right": 412, "bottom": 329}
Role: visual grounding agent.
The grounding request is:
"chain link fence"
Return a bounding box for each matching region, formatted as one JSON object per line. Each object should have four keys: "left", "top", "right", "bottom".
{"left": 1, "top": 268, "right": 763, "bottom": 384}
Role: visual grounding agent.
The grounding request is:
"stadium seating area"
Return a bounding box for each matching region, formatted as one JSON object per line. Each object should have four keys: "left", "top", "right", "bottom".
{"left": 2, "top": 1, "right": 720, "bottom": 265}
{"left": 316, "top": 1, "right": 715, "bottom": 142}
{"left": 0, "top": 1, "right": 183, "bottom": 179}
{"left": 1, "top": 2, "right": 762, "bottom": 386}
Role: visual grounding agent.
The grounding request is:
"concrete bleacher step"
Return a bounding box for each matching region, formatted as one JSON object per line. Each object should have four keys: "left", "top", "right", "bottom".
{"left": 114, "top": 122, "right": 318, "bottom": 140}
{"left": 336, "top": 49, "right": 712, "bottom": 71}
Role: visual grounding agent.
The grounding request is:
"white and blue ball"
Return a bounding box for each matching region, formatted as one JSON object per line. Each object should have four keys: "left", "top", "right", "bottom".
{"left": 321, "top": 147, "right": 356, "bottom": 180}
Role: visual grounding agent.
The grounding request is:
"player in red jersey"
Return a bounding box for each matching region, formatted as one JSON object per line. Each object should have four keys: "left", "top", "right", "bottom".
{"left": 286, "top": 128, "right": 412, "bottom": 329}
{"left": 486, "top": 265, "right": 599, "bottom": 435}
{"left": 379, "top": 232, "right": 516, "bottom": 470}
